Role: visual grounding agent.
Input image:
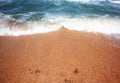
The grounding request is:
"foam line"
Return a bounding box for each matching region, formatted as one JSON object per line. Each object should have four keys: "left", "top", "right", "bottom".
{"left": 0, "top": 17, "right": 120, "bottom": 37}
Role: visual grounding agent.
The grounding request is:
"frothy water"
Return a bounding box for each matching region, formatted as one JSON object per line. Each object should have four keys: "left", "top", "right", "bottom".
{"left": 0, "top": 0, "right": 120, "bottom": 37}
{"left": 0, "top": 17, "right": 120, "bottom": 36}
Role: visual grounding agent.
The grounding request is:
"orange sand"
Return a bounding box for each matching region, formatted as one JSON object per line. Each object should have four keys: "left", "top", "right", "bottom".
{"left": 0, "top": 28, "right": 120, "bottom": 83}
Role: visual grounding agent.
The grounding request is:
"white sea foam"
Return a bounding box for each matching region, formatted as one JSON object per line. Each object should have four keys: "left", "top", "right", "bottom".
{"left": 0, "top": 17, "right": 120, "bottom": 38}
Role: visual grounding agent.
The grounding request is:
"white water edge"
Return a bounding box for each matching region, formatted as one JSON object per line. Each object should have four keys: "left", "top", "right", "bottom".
{"left": 0, "top": 17, "right": 120, "bottom": 39}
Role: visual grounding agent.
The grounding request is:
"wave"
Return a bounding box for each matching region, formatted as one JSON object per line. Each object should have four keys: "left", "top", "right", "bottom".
{"left": 0, "top": 0, "right": 120, "bottom": 40}
{"left": 0, "top": 0, "right": 120, "bottom": 18}
{"left": 0, "top": 0, "right": 117, "bottom": 6}
{"left": 0, "top": 16, "right": 120, "bottom": 36}
{"left": 1, "top": 0, "right": 120, "bottom": 5}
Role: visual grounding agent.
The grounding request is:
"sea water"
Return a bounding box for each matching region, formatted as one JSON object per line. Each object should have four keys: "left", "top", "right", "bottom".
{"left": 0, "top": 0, "right": 120, "bottom": 36}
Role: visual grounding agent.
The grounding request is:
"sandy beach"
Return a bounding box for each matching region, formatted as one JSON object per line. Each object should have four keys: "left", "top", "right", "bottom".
{"left": 0, "top": 28, "right": 120, "bottom": 83}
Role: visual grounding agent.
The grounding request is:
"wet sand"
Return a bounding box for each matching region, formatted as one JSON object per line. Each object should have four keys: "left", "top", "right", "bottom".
{"left": 0, "top": 28, "right": 120, "bottom": 83}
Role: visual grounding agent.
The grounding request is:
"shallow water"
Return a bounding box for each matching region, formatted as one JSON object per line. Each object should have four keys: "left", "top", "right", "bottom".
{"left": 0, "top": 0, "right": 120, "bottom": 36}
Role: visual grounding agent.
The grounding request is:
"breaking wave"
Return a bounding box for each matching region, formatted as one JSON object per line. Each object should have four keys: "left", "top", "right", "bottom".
{"left": 0, "top": 16, "right": 120, "bottom": 36}
{"left": 0, "top": 0, "right": 120, "bottom": 38}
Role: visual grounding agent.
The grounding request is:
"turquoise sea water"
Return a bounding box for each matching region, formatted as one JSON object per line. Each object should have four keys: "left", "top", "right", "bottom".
{"left": 0, "top": 0, "right": 120, "bottom": 21}
{"left": 0, "top": 0, "right": 120, "bottom": 36}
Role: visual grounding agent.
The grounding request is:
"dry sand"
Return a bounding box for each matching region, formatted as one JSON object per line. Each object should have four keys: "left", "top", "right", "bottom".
{"left": 0, "top": 28, "right": 120, "bottom": 83}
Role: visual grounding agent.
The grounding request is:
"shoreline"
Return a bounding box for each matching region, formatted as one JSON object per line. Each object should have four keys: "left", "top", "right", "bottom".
{"left": 0, "top": 28, "right": 120, "bottom": 83}
{"left": 0, "top": 17, "right": 120, "bottom": 36}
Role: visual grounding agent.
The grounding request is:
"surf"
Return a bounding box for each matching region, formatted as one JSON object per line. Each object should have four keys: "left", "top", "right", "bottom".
{"left": 0, "top": 0, "right": 120, "bottom": 39}
{"left": 0, "top": 17, "right": 120, "bottom": 36}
